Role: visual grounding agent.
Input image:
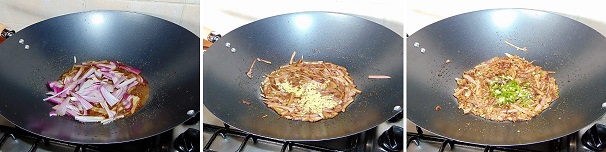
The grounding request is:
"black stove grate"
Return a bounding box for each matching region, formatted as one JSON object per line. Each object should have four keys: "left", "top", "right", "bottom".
{"left": 406, "top": 126, "right": 576, "bottom": 152}
{"left": 0, "top": 125, "right": 172, "bottom": 152}
{"left": 203, "top": 123, "right": 364, "bottom": 152}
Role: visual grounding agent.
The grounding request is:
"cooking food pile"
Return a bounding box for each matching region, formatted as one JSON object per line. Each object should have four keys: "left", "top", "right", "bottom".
{"left": 453, "top": 53, "right": 559, "bottom": 122}
{"left": 260, "top": 55, "right": 361, "bottom": 122}
{"left": 43, "top": 60, "right": 149, "bottom": 124}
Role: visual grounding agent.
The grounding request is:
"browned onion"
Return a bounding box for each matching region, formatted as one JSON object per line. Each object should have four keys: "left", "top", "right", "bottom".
{"left": 261, "top": 60, "right": 361, "bottom": 122}
{"left": 453, "top": 54, "right": 559, "bottom": 122}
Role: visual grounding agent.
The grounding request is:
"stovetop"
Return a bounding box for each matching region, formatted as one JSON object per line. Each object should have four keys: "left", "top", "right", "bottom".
{"left": 202, "top": 106, "right": 403, "bottom": 152}
{"left": 0, "top": 114, "right": 199, "bottom": 152}
{"left": 406, "top": 115, "right": 606, "bottom": 151}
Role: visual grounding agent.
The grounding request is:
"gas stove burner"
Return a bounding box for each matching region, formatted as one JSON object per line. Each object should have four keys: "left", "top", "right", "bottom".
{"left": 174, "top": 128, "right": 200, "bottom": 152}
{"left": 406, "top": 124, "right": 577, "bottom": 151}
{"left": 582, "top": 123, "right": 606, "bottom": 151}
{"left": 378, "top": 125, "right": 403, "bottom": 151}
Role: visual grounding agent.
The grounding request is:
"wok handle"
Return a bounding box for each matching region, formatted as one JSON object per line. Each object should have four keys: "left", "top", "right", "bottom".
{"left": 202, "top": 27, "right": 221, "bottom": 51}
{"left": 0, "top": 23, "right": 15, "bottom": 44}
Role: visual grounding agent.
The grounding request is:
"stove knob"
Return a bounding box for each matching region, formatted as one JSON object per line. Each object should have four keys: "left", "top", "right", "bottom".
{"left": 174, "top": 128, "right": 200, "bottom": 152}
{"left": 378, "top": 125, "right": 403, "bottom": 151}
{"left": 582, "top": 123, "right": 606, "bottom": 151}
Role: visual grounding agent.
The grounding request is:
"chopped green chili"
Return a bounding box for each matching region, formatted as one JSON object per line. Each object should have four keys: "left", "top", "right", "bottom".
{"left": 490, "top": 76, "right": 533, "bottom": 106}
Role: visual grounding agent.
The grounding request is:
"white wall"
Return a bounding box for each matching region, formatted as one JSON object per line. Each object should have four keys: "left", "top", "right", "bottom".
{"left": 407, "top": 0, "right": 606, "bottom": 36}
{"left": 202, "top": 0, "right": 404, "bottom": 37}
{"left": 0, "top": 0, "right": 200, "bottom": 36}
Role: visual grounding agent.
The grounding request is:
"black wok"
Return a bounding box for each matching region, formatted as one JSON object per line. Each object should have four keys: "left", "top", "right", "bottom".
{"left": 407, "top": 8, "right": 606, "bottom": 145}
{"left": 0, "top": 11, "right": 200, "bottom": 144}
{"left": 203, "top": 12, "right": 403, "bottom": 140}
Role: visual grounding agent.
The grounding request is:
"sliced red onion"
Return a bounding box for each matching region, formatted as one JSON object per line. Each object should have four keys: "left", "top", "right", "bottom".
{"left": 128, "top": 81, "right": 139, "bottom": 89}
{"left": 87, "top": 73, "right": 96, "bottom": 79}
{"left": 82, "top": 96, "right": 103, "bottom": 103}
{"left": 49, "top": 111, "right": 57, "bottom": 116}
{"left": 62, "top": 83, "right": 77, "bottom": 97}
{"left": 103, "top": 84, "right": 114, "bottom": 93}
{"left": 51, "top": 81, "right": 63, "bottom": 87}
{"left": 112, "top": 86, "right": 127, "bottom": 101}
{"left": 72, "top": 92, "right": 94, "bottom": 110}
{"left": 75, "top": 116, "right": 105, "bottom": 122}
{"left": 126, "top": 67, "right": 141, "bottom": 75}
{"left": 54, "top": 88, "right": 65, "bottom": 97}
{"left": 129, "top": 95, "right": 140, "bottom": 112}
{"left": 101, "top": 115, "right": 124, "bottom": 125}
{"left": 95, "top": 63, "right": 116, "bottom": 71}
{"left": 48, "top": 81, "right": 64, "bottom": 93}
{"left": 100, "top": 86, "right": 119, "bottom": 106}
{"left": 125, "top": 94, "right": 133, "bottom": 102}
{"left": 113, "top": 61, "right": 141, "bottom": 75}
{"left": 116, "top": 78, "right": 136, "bottom": 88}
{"left": 100, "top": 118, "right": 113, "bottom": 124}
{"left": 62, "top": 77, "right": 70, "bottom": 85}
{"left": 90, "top": 90, "right": 102, "bottom": 96}
{"left": 122, "top": 95, "right": 132, "bottom": 110}
{"left": 73, "top": 85, "right": 81, "bottom": 92}
{"left": 99, "top": 101, "right": 115, "bottom": 118}
{"left": 43, "top": 88, "right": 68, "bottom": 101}
{"left": 76, "top": 102, "right": 83, "bottom": 111}
{"left": 55, "top": 98, "right": 70, "bottom": 116}
{"left": 45, "top": 60, "right": 143, "bottom": 124}
{"left": 124, "top": 100, "right": 132, "bottom": 110}
{"left": 66, "top": 109, "right": 81, "bottom": 117}
{"left": 111, "top": 76, "right": 119, "bottom": 85}
{"left": 101, "top": 71, "right": 118, "bottom": 79}
{"left": 76, "top": 85, "right": 98, "bottom": 96}
{"left": 124, "top": 103, "right": 132, "bottom": 110}
{"left": 109, "top": 61, "right": 116, "bottom": 68}
{"left": 77, "top": 68, "right": 96, "bottom": 84}
{"left": 72, "top": 67, "right": 84, "bottom": 81}
{"left": 79, "top": 79, "right": 96, "bottom": 91}
{"left": 113, "top": 76, "right": 126, "bottom": 87}
{"left": 94, "top": 69, "right": 102, "bottom": 78}
{"left": 46, "top": 97, "right": 62, "bottom": 104}
{"left": 135, "top": 75, "right": 146, "bottom": 84}
{"left": 66, "top": 104, "right": 80, "bottom": 112}
{"left": 46, "top": 91, "right": 57, "bottom": 96}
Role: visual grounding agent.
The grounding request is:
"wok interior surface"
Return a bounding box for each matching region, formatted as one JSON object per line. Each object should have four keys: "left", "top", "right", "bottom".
{"left": 203, "top": 12, "right": 403, "bottom": 140}
{"left": 407, "top": 8, "right": 606, "bottom": 145}
{"left": 0, "top": 11, "right": 200, "bottom": 144}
